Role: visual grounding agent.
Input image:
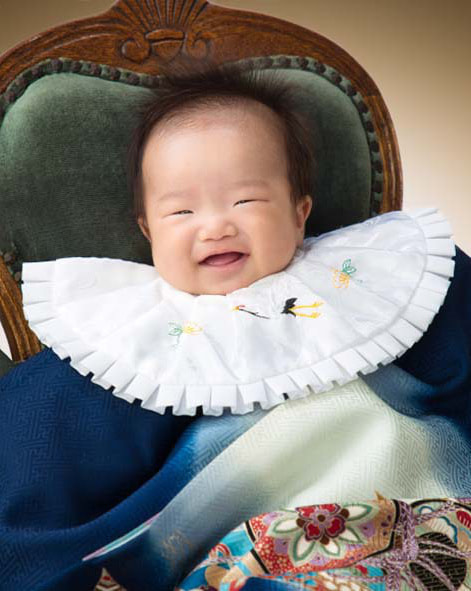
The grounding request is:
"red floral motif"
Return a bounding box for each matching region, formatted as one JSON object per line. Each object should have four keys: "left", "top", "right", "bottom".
{"left": 457, "top": 510, "right": 471, "bottom": 528}
{"left": 295, "top": 504, "right": 350, "bottom": 544}
{"left": 209, "top": 542, "right": 232, "bottom": 560}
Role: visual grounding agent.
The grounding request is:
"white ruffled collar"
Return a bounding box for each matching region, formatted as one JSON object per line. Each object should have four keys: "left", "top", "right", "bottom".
{"left": 22, "top": 208, "right": 455, "bottom": 415}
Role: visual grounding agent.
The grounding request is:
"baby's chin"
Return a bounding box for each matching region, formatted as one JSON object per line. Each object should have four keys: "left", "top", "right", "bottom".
{"left": 161, "top": 270, "right": 268, "bottom": 296}
{"left": 187, "top": 277, "right": 258, "bottom": 296}
{"left": 156, "top": 257, "right": 297, "bottom": 295}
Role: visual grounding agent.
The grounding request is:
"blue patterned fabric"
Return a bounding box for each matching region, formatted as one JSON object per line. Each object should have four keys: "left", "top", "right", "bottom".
{"left": 0, "top": 347, "right": 264, "bottom": 589}
{"left": 0, "top": 247, "right": 469, "bottom": 590}
{"left": 364, "top": 245, "right": 471, "bottom": 440}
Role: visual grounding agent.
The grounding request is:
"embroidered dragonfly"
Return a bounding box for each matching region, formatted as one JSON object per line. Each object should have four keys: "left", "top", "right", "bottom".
{"left": 332, "top": 258, "right": 357, "bottom": 289}
{"left": 168, "top": 321, "right": 203, "bottom": 346}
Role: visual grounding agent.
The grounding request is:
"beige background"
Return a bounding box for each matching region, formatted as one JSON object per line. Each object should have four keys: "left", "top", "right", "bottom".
{"left": 0, "top": 0, "right": 470, "bottom": 253}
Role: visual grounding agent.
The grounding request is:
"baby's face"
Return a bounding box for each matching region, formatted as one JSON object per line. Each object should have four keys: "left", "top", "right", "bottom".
{"left": 138, "top": 103, "right": 312, "bottom": 295}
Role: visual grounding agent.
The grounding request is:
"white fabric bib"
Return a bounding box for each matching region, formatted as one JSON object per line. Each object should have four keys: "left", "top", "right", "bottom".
{"left": 22, "top": 208, "right": 455, "bottom": 416}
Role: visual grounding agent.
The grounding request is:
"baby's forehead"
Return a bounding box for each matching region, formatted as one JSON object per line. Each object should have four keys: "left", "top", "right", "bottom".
{"left": 149, "top": 99, "right": 285, "bottom": 141}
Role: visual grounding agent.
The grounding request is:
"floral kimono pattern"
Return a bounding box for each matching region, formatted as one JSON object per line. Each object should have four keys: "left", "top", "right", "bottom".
{"left": 177, "top": 497, "right": 471, "bottom": 590}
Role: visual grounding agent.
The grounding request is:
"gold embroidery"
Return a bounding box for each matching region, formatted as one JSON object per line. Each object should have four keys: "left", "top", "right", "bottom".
{"left": 332, "top": 258, "right": 357, "bottom": 289}
{"left": 168, "top": 322, "right": 203, "bottom": 345}
{"left": 285, "top": 301, "right": 323, "bottom": 319}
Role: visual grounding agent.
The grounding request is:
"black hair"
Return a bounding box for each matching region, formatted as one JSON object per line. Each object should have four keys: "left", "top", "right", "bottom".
{"left": 127, "top": 57, "right": 316, "bottom": 223}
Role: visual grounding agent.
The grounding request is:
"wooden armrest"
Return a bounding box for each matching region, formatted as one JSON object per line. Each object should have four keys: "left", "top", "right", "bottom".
{"left": 0, "top": 258, "right": 41, "bottom": 363}
{"left": 0, "top": 348, "right": 14, "bottom": 378}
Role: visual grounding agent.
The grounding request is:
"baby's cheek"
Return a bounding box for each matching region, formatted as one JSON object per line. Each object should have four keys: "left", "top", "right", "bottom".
{"left": 254, "top": 246, "right": 290, "bottom": 279}
{"left": 264, "top": 232, "right": 298, "bottom": 270}
{"left": 150, "top": 246, "right": 173, "bottom": 277}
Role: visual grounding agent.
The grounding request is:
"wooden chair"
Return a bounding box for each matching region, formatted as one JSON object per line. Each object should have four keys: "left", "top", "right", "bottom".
{"left": 0, "top": 0, "right": 402, "bottom": 364}
{"left": 0, "top": 0, "right": 402, "bottom": 362}
{"left": 0, "top": 2, "right": 403, "bottom": 586}
{"left": 0, "top": 0, "right": 402, "bottom": 346}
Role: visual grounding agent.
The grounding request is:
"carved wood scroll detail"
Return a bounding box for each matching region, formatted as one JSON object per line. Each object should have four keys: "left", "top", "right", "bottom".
{"left": 115, "top": 0, "right": 211, "bottom": 62}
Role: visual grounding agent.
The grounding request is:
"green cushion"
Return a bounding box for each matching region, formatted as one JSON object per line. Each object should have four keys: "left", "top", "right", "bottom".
{"left": 0, "top": 349, "right": 14, "bottom": 378}
{"left": 0, "top": 56, "right": 382, "bottom": 266}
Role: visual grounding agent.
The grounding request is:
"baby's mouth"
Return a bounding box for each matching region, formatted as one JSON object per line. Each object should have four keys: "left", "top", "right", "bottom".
{"left": 201, "top": 252, "right": 245, "bottom": 267}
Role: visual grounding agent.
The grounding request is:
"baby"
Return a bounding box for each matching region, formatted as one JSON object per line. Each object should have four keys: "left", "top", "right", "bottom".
{"left": 127, "top": 59, "right": 314, "bottom": 295}
{"left": 5, "top": 59, "right": 471, "bottom": 591}
{"left": 0, "top": 63, "right": 323, "bottom": 588}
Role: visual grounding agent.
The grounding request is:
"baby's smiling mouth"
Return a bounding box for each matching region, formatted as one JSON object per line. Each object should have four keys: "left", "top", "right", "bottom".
{"left": 200, "top": 252, "right": 246, "bottom": 267}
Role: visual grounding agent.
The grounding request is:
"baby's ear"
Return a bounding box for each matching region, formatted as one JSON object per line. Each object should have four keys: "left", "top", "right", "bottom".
{"left": 137, "top": 215, "right": 151, "bottom": 243}
{"left": 296, "top": 195, "right": 313, "bottom": 228}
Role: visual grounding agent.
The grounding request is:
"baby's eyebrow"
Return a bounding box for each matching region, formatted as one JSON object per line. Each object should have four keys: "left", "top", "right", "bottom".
{"left": 157, "top": 191, "right": 189, "bottom": 202}
{"left": 228, "top": 179, "right": 270, "bottom": 189}
{"left": 158, "top": 179, "right": 270, "bottom": 202}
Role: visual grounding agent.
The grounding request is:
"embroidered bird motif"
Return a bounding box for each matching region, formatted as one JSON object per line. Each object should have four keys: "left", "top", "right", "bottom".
{"left": 232, "top": 305, "right": 270, "bottom": 319}
{"left": 282, "top": 298, "right": 323, "bottom": 318}
{"left": 233, "top": 299, "right": 323, "bottom": 320}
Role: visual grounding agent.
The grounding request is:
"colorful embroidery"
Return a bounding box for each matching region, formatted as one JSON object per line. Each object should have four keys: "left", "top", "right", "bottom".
{"left": 282, "top": 298, "right": 323, "bottom": 318}
{"left": 177, "top": 497, "right": 471, "bottom": 590}
{"left": 233, "top": 298, "right": 323, "bottom": 320}
{"left": 260, "top": 501, "right": 382, "bottom": 568}
{"left": 356, "top": 499, "right": 471, "bottom": 589}
{"left": 232, "top": 305, "right": 270, "bottom": 319}
{"left": 168, "top": 322, "right": 203, "bottom": 345}
{"left": 332, "top": 258, "right": 357, "bottom": 289}
{"left": 296, "top": 504, "right": 350, "bottom": 544}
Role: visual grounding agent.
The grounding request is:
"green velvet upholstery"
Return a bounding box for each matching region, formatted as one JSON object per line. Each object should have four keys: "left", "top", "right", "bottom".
{"left": 0, "top": 55, "right": 382, "bottom": 268}
{"left": 0, "top": 349, "right": 14, "bottom": 377}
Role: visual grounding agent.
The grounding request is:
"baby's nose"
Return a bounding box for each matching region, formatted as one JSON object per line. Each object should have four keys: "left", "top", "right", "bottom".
{"left": 198, "top": 215, "right": 237, "bottom": 241}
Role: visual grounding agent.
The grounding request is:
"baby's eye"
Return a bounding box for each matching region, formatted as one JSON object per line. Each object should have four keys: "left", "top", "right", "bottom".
{"left": 235, "top": 199, "right": 256, "bottom": 206}
{"left": 171, "top": 210, "right": 193, "bottom": 215}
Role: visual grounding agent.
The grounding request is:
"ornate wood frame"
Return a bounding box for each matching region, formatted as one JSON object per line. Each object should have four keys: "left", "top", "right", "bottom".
{"left": 0, "top": 259, "right": 41, "bottom": 361}
{"left": 0, "top": 0, "right": 402, "bottom": 365}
